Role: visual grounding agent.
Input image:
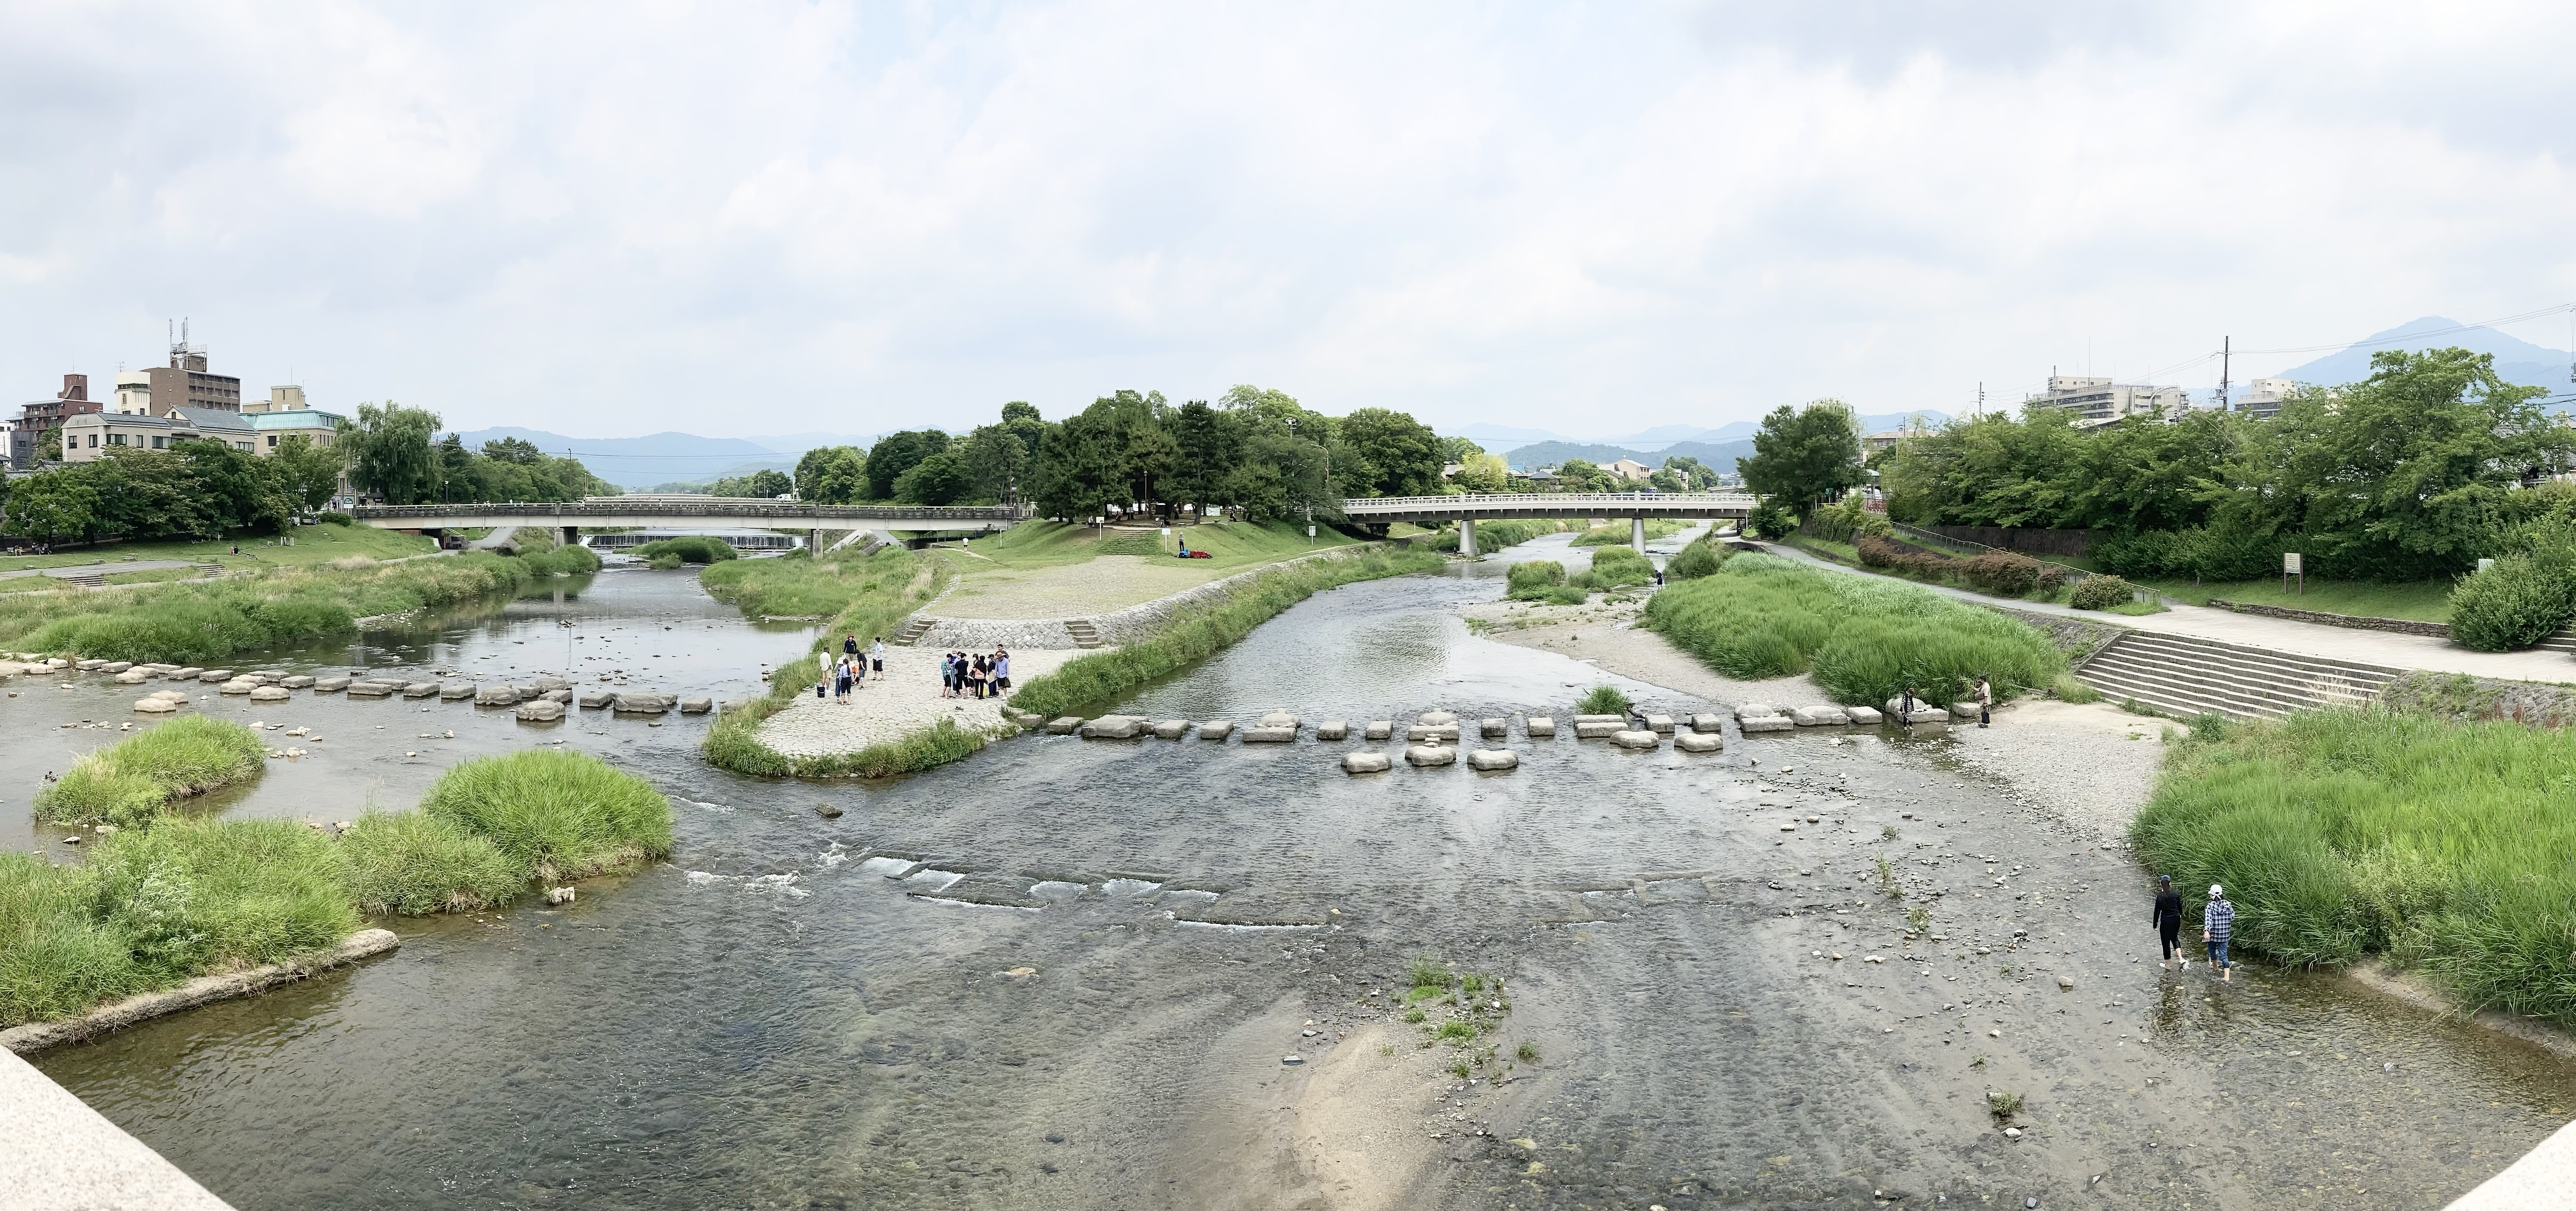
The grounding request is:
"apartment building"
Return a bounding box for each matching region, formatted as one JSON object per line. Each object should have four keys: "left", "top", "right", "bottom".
{"left": 2236, "top": 377, "right": 2297, "bottom": 419}
{"left": 2021, "top": 375, "right": 2191, "bottom": 428}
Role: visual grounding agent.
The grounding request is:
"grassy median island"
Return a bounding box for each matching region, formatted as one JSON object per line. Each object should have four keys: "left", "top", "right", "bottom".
{"left": 1008, "top": 544, "right": 1446, "bottom": 719}
{"left": 0, "top": 549, "right": 594, "bottom": 665}
{"left": 701, "top": 546, "right": 956, "bottom": 776}
{"left": 34, "top": 717, "right": 270, "bottom": 828}
{"left": 1643, "top": 552, "right": 2064, "bottom": 707}
{"left": 2133, "top": 709, "right": 2576, "bottom": 1028}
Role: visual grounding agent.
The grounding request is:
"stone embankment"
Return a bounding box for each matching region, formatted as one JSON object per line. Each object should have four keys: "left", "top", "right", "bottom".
{"left": 2, "top": 654, "right": 704, "bottom": 722}
{"left": 2, "top": 929, "right": 401, "bottom": 1054}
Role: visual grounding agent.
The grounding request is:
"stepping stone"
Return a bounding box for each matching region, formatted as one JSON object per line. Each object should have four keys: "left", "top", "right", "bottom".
{"left": 1676, "top": 732, "right": 1723, "bottom": 753}
{"left": 441, "top": 682, "right": 476, "bottom": 700}
{"left": 249, "top": 686, "right": 289, "bottom": 702}
{"left": 1467, "top": 748, "right": 1519, "bottom": 771}
{"left": 476, "top": 686, "right": 522, "bottom": 706}
{"left": 1081, "top": 716, "right": 1147, "bottom": 739}
{"left": 348, "top": 682, "right": 392, "bottom": 698}
{"left": 76, "top": 660, "right": 103, "bottom": 671}
{"left": 1690, "top": 713, "right": 1725, "bottom": 733}
{"left": 1733, "top": 703, "right": 1777, "bottom": 721}
{"left": 133, "top": 697, "right": 179, "bottom": 714}
{"left": 403, "top": 682, "right": 439, "bottom": 698}
{"left": 1611, "top": 729, "right": 1660, "bottom": 750}
{"left": 1315, "top": 721, "right": 1349, "bottom": 741}
{"left": 1526, "top": 716, "right": 1556, "bottom": 738}
{"left": 1403, "top": 744, "right": 1457, "bottom": 767}
{"left": 1342, "top": 752, "right": 1392, "bottom": 774}
{"left": 1793, "top": 705, "right": 1849, "bottom": 726}
{"left": 101, "top": 662, "right": 131, "bottom": 673}
{"left": 613, "top": 692, "right": 675, "bottom": 714}
{"left": 1364, "top": 721, "right": 1393, "bottom": 740}
{"left": 535, "top": 675, "right": 573, "bottom": 692}
{"left": 1740, "top": 716, "right": 1795, "bottom": 733}
{"left": 281, "top": 675, "right": 315, "bottom": 689}
{"left": 313, "top": 677, "right": 350, "bottom": 693}
{"left": 170, "top": 668, "right": 204, "bottom": 681}
{"left": 679, "top": 697, "right": 712, "bottom": 714}
{"left": 1152, "top": 719, "right": 1193, "bottom": 740}
{"left": 1417, "top": 710, "right": 1458, "bottom": 726}
{"left": 1241, "top": 726, "right": 1297, "bottom": 743}
{"left": 1884, "top": 699, "right": 1950, "bottom": 724}
{"left": 112, "top": 670, "right": 148, "bottom": 684}
{"left": 219, "top": 679, "right": 258, "bottom": 695}
{"left": 1480, "top": 718, "right": 1508, "bottom": 739}
{"left": 545, "top": 689, "right": 573, "bottom": 704}
{"left": 1257, "top": 711, "right": 1300, "bottom": 731}
{"left": 200, "top": 669, "right": 235, "bottom": 682}
{"left": 1644, "top": 713, "right": 1675, "bottom": 734}
{"left": 1407, "top": 724, "right": 1460, "bottom": 742}
{"left": 1574, "top": 720, "right": 1624, "bottom": 739}
{"left": 1046, "top": 716, "right": 1082, "bottom": 735}
{"left": 516, "top": 699, "right": 566, "bottom": 722}
{"left": 579, "top": 689, "right": 615, "bottom": 708}
{"left": 1572, "top": 713, "right": 1624, "bottom": 725}
{"left": 1198, "top": 721, "right": 1235, "bottom": 740}
{"left": 1844, "top": 705, "right": 1885, "bottom": 725}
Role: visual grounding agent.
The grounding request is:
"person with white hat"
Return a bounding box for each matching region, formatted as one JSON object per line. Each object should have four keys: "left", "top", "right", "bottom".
{"left": 2202, "top": 884, "right": 2236, "bottom": 982}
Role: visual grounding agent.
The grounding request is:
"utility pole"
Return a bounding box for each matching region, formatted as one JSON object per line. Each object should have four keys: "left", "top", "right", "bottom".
{"left": 1976, "top": 381, "right": 1985, "bottom": 417}
{"left": 2218, "top": 336, "right": 2231, "bottom": 412}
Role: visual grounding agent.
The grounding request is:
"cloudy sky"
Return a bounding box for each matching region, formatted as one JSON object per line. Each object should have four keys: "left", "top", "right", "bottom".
{"left": 6, "top": 1, "right": 2572, "bottom": 441}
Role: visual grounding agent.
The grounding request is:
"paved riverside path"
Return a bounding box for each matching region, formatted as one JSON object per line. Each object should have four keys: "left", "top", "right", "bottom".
{"left": 1759, "top": 542, "right": 2576, "bottom": 683}
{"left": 0, "top": 559, "right": 205, "bottom": 582}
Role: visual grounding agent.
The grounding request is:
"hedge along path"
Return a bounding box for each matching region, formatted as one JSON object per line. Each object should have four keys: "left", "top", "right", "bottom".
{"left": 1642, "top": 553, "right": 2065, "bottom": 709}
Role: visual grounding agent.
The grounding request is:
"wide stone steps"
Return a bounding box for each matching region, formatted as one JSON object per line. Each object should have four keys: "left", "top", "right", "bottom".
{"left": 2075, "top": 631, "right": 2401, "bottom": 721}
{"left": 894, "top": 616, "right": 934, "bottom": 646}
{"left": 1064, "top": 619, "right": 1104, "bottom": 649}
{"left": 2538, "top": 628, "right": 2576, "bottom": 654}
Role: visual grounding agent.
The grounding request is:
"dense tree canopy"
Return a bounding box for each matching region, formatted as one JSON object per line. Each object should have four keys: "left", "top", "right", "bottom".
{"left": 864, "top": 430, "right": 951, "bottom": 501}
{"left": 343, "top": 402, "right": 444, "bottom": 505}
{"left": 1741, "top": 399, "right": 1864, "bottom": 513}
{"left": 3, "top": 442, "right": 295, "bottom": 544}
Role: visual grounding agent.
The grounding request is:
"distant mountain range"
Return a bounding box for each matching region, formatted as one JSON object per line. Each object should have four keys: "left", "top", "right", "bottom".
{"left": 1475, "top": 411, "right": 1949, "bottom": 471}
{"left": 2268, "top": 316, "right": 2572, "bottom": 401}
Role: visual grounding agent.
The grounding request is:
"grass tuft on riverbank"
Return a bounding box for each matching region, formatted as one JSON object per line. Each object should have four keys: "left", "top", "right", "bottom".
{"left": 1644, "top": 553, "right": 2065, "bottom": 707}
{"left": 2133, "top": 709, "right": 2576, "bottom": 1028}
{"left": 1570, "top": 519, "right": 1686, "bottom": 546}
{"left": 634, "top": 535, "right": 739, "bottom": 564}
{"left": 34, "top": 717, "right": 268, "bottom": 827}
{"left": 1432, "top": 518, "right": 1576, "bottom": 553}
{"left": 1009, "top": 545, "right": 1446, "bottom": 719}
{"left": 421, "top": 749, "right": 675, "bottom": 883}
{"left": 2, "top": 818, "right": 360, "bottom": 1028}
{"left": 338, "top": 811, "right": 523, "bottom": 916}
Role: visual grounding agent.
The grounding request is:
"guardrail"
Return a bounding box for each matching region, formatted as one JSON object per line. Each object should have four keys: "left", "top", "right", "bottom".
{"left": 350, "top": 500, "right": 1030, "bottom": 523}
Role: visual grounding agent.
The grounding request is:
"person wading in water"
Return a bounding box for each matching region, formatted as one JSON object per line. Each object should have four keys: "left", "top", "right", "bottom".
{"left": 2153, "top": 875, "right": 2184, "bottom": 969}
{"left": 2204, "top": 884, "right": 2236, "bottom": 983}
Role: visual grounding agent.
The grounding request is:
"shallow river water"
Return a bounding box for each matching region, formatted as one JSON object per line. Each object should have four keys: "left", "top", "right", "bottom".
{"left": 15, "top": 551, "right": 2576, "bottom": 1210}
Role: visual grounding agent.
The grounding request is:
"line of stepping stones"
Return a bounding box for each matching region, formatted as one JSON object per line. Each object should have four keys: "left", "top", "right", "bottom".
{"left": 8, "top": 654, "right": 712, "bottom": 723}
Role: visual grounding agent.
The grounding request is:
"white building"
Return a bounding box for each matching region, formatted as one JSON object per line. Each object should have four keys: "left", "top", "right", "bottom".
{"left": 1606, "top": 458, "right": 1653, "bottom": 482}
{"left": 2022, "top": 375, "right": 2191, "bottom": 428}
{"left": 2237, "top": 377, "right": 2297, "bottom": 419}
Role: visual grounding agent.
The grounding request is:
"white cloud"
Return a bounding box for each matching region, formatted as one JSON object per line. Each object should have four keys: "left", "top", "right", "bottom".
{"left": 3, "top": 0, "right": 2571, "bottom": 440}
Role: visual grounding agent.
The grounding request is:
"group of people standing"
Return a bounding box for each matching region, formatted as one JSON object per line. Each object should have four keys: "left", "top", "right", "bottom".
{"left": 940, "top": 649, "right": 1010, "bottom": 699}
{"left": 2152, "top": 875, "right": 2235, "bottom": 981}
{"left": 820, "top": 635, "right": 887, "bottom": 704}
{"left": 813, "top": 636, "right": 1014, "bottom": 702}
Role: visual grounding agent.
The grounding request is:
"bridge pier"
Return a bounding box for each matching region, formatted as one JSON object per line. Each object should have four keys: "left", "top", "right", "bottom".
{"left": 1631, "top": 516, "right": 1646, "bottom": 554}
{"left": 1459, "top": 517, "right": 1478, "bottom": 558}
{"left": 561, "top": 525, "right": 579, "bottom": 548}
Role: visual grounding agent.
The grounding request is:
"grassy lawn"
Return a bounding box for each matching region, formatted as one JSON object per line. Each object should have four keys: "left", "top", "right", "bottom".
{"left": 946, "top": 518, "right": 1363, "bottom": 574}
{"left": 2136, "top": 576, "right": 2456, "bottom": 623}
{"left": 0, "top": 523, "right": 436, "bottom": 574}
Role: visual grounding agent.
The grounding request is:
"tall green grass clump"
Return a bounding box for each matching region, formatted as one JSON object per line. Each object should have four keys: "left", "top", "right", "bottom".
{"left": 1666, "top": 537, "right": 1728, "bottom": 580}
{"left": 1506, "top": 560, "right": 1565, "bottom": 598}
{"left": 1435, "top": 518, "right": 1572, "bottom": 553}
{"left": 0, "top": 553, "right": 538, "bottom": 663}
{"left": 520, "top": 543, "right": 602, "bottom": 576}
{"left": 421, "top": 750, "right": 674, "bottom": 882}
{"left": 2133, "top": 709, "right": 2576, "bottom": 1027}
{"left": 338, "top": 810, "right": 523, "bottom": 915}
{"left": 1571, "top": 519, "right": 1684, "bottom": 547}
{"left": 1576, "top": 685, "right": 1631, "bottom": 715}
{"left": 1576, "top": 545, "right": 1653, "bottom": 589}
{"left": 1644, "top": 553, "right": 2062, "bottom": 704}
{"left": 1010, "top": 546, "right": 1443, "bottom": 719}
{"left": 35, "top": 717, "right": 268, "bottom": 827}
{"left": 2, "top": 819, "right": 360, "bottom": 1027}
{"left": 635, "top": 535, "right": 740, "bottom": 564}
{"left": 700, "top": 545, "right": 919, "bottom": 620}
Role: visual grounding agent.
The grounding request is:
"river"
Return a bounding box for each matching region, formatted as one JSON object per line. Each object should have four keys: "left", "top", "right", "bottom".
{"left": 15, "top": 548, "right": 2575, "bottom": 1210}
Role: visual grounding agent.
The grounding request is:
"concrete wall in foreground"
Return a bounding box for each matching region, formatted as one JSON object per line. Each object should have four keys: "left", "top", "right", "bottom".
{"left": 0, "top": 1047, "right": 235, "bottom": 1211}
{"left": 2445, "top": 1117, "right": 2576, "bottom": 1210}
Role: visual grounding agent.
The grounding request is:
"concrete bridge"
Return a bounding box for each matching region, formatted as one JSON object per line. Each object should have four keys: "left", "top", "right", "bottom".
{"left": 349, "top": 497, "right": 1031, "bottom": 551}
{"left": 1339, "top": 492, "right": 1756, "bottom": 554}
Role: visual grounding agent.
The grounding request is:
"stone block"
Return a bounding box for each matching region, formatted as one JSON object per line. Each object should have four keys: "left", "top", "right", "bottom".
{"left": 476, "top": 686, "right": 522, "bottom": 706}
{"left": 1257, "top": 711, "right": 1300, "bottom": 730}
{"left": 219, "top": 679, "right": 257, "bottom": 695}
{"left": 516, "top": 699, "right": 566, "bottom": 722}
{"left": 1417, "top": 710, "right": 1458, "bottom": 726}
{"left": 1046, "top": 716, "right": 1082, "bottom": 735}
{"left": 112, "top": 670, "right": 149, "bottom": 684}
{"left": 348, "top": 681, "right": 392, "bottom": 698}
{"left": 1364, "top": 721, "right": 1393, "bottom": 740}
{"left": 1574, "top": 720, "right": 1624, "bottom": 739}
{"left": 579, "top": 689, "right": 615, "bottom": 708}
{"left": 1406, "top": 724, "right": 1460, "bottom": 742}
{"left": 76, "top": 659, "right": 103, "bottom": 671}
{"left": 1885, "top": 699, "right": 1949, "bottom": 724}
{"left": 1315, "top": 721, "right": 1349, "bottom": 740}
{"left": 249, "top": 686, "right": 289, "bottom": 702}
{"left": 1152, "top": 719, "right": 1193, "bottom": 739}
{"left": 1081, "top": 715, "right": 1147, "bottom": 739}
{"left": 1480, "top": 718, "right": 1508, "bottom": 739}
{"left": 1676, "top": 731, "right": 1723, "bottom": 753}
{"left": 1241, "top": 726, "right": 1298, "bottom": 743}
{"left": 1198, "top": 720, "right": 1235, "bottom": 740}
{"left": 535, "top": 675, "right": 573, "bottom": 692}
{"left": 170, "top": 668, "right": 204, "bottom": 681}
{"left": 1403, "top": 744, "right": 1457, "bottom": 767}
{"left": 1467, "top": 748, "right": 1519, "bottom": 771}
{"left": 200, "top": 669, "right": 235, "bottom": 683}
{"left": 1526, "top": 716, "right": 1556, "bottom": 737}
{"left": 1844, "top": 705, "right": 1884, "bottom": 725}
{"left": 101, "top": 661, "right": 132, "bottom": 673}
{"left": 1644, "top": 713, "right": 1675, "bottom": 734}
{"left": 1792, "top": 705, "right": 1849, "bottom": 726}
{"left": 1342, "top": 752, "right": 1392, "bottom": 773}
{"left": 133, "top": 697, "right": 179, "bottom": 714}
{"left": 312, "top": 677, "right": 349, "bottom": 693}
{"left": 1611, "top": 729, "right": 1660, "bottom": 749}
{"left": 1690, "top": 712, "right": 1725, "bottom": 733}
{"left": 1572, "top": 713, "right": 1624, "bottom": 725}
{"left": 440, "top": 682, "right": 475, "bottom": 700}
{"left": 545, "top": 689, "right": 573, "bottom": 704}
{"left": 1740, "top": 715, "right": 1795, "bottom": 733}
{"left": 680, "top": 697, "right": 712, "bottom": 714}
{"left": 403, "top": 682, "right": 439, "bottom": 699}
{"left": 281, "top": 675, "right": 315, "bottom": 689}
{"left": 613, "top": 692, "right": 675, "bottom": 714}
{"left": 1734, "top": 703, "right": 1777, "bottom": 721}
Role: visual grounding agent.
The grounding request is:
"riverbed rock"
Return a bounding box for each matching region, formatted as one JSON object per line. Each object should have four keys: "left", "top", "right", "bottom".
{"left": 613, "top": 692, "right": 675, "bottom": 714}
{"left": 200, "top": 669, "right": 235, "bottom": 683}
{"left": 1341, "top": 752, "right": 1391, "bottom": 774}
{"left": 1793, "top": 705, "right": 1849, "bottom": 726}
{"left": 1081, "top": 715, "right": 1147, "bottom": 739}
{"left": 1315, "top": 720, "right": 1349, "bottom": 740}
{"left": 281, "top": 675, "right": 315, "bottom": 689}
{"left": 1467, "top": 748, "right": 1520, "bottom": 771}
{"left": 249, "top": 686, "right": 289, "bottom": 702}
{"left": 112, "top": 669, "right": 149, "bottom": 684}
{"left": 1045, "top": 716, "right": 1082, "bottom": 735}
{"left": 1364, "top": 721, "right": 1393, "bottom": 740}
{"left": 1574, "top": 720, "right": 1624, "bottom": 739}
{"left": 1404, "top": 744, "right": 1457, "bottom": 767}
{"left": 1417, "top": 710, "right": 1458, "bottom": 726}
{"left": 1644, "top": 713, "right": 1675, "bottom": 734}
{"left": 1675, "top": 731, "right": 1723, "bottom": 753}
{"left": 313, "top": 676, "right": 349, "bottom": 693}
{"left": 579, "top": 689, "right": 615, "bottom": 708}
{"left": 133, "top": 697, "right": 179, "bottom": 713}
{"left": 1242, "top": 726, "right": 1298, "bottom": 743}
{"left": 1689, "top": 712, "right": 1724, "bottom": 733}
{"left": 1526, "top": 716, "right": 1556, "bottom": 737}
{"left": 1740, "top": 715, "right": 1794, "bottom": 733}
{"left": 1257, "top": 711, "right": 1300, "bottom": 731}
{"left": 1480, "top": 718, "right": 1508, "bottom": 739}
{"left": 1152, "top": 719, "right": 1193, "bottom": 740}
{"left": 475, "top": 686, "right": 521, "bottom": 706}
{"left": 516, "top": 699, "right": 566, "bottom": 722}
{"left": 1407, "top": 724, "right": 1461, "bottom": 742}
{"left": 680, "top": 697, "right": 712, "bottom": 714}
{"left": 1198, "top": 720, "right": 1235, "bottom": 740}
{"left": 815, "top": 804, "right": 843, "bottom": 819}
{"left": 403, "top": 682, "right": 439, "bottom": 699}
{"left": 1611, "top": 729, "right": 1660, "bottom": 750}
{"left": 1885, "top": 699, "right": 1950, "bottom": 724}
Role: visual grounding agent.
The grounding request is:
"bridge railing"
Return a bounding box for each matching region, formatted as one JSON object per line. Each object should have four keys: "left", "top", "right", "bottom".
{"left": 349, "top": 501, "right": 1030, "bottom": 522}
{"left": 1341, "top": 492, "right": 1759, "bottom": 512}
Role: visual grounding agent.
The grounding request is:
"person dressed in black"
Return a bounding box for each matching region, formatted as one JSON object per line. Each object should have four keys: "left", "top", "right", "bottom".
{"left": 2153, "top": 874, "right": 2186, "bottom": 970}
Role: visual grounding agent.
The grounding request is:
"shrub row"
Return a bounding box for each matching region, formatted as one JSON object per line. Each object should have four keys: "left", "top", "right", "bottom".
{"left": 1665, "top": 536, "right": 1727, "bottom": 580}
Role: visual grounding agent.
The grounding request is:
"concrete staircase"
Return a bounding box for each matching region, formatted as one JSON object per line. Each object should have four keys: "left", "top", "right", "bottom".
{"left": 2538, "top": 628, "right": 2576, "bottom": 655}
{"left": 2074, "top": 631, "right": 2402, "bottom": 720}
{"left": 894, "top": 616, "right": 934, "bottom": 646}
{"left": 1064, "top": 619, "right": 1104, "bottom": 649}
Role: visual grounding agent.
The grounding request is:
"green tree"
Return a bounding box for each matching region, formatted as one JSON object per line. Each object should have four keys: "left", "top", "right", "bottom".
{"left": 1741, "top": 399, "right": 1864, "bottom": 513}
{"left": 709, "top": 468, "right": 793, "bottom": 498}
{"left": 798, "top": 447, "right": 867, "bottom": 505}
{"left": 270, "top": 433, "right": 348, "bottom": 513}
{"left": 481, "top": 436, "right": 545, "bottom": 465}
{"left": 4, "top": 467, "right": 99, "bottom": 543}
{"left": 173, "top": 440, "right": 293, "bottom": 533}
{"left": 894, "top": 449, "right": 976, "bottom": 505}
{"left": 1554, "top": 458, "right": 1614, "bottom": 492}
{"left": 341, "top": 402, "right": 444, "bottom": 505}
{"left": 960, "top": 424, "right": 1029, "bottom": 503}
{"left": 1166, "top": 400, "right": 1240, "bottom": 514}
{"left": 1338, "top": 407, "right": 1443, "bottom": 497}
{"left": 865, "top": 430, "right": 952, "bottom": 501}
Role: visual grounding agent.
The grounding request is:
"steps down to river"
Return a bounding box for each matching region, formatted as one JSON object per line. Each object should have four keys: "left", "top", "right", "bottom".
{"left": 2538, "top": 627, "right": 2576, "bottom": 654}
{"left": 894, "top": 616, "right": 934, "bottom": 646}
{"left": 1064, "top": 619, "right": 1104, "bottom": 649}
{"left": 2074, "top": 631, "right": 2402, "bottom": 720}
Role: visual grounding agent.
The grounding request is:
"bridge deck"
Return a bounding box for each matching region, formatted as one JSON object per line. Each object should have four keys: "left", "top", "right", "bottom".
{"left": 1339, "top": 492, "right": 1756, "bottom": 522}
